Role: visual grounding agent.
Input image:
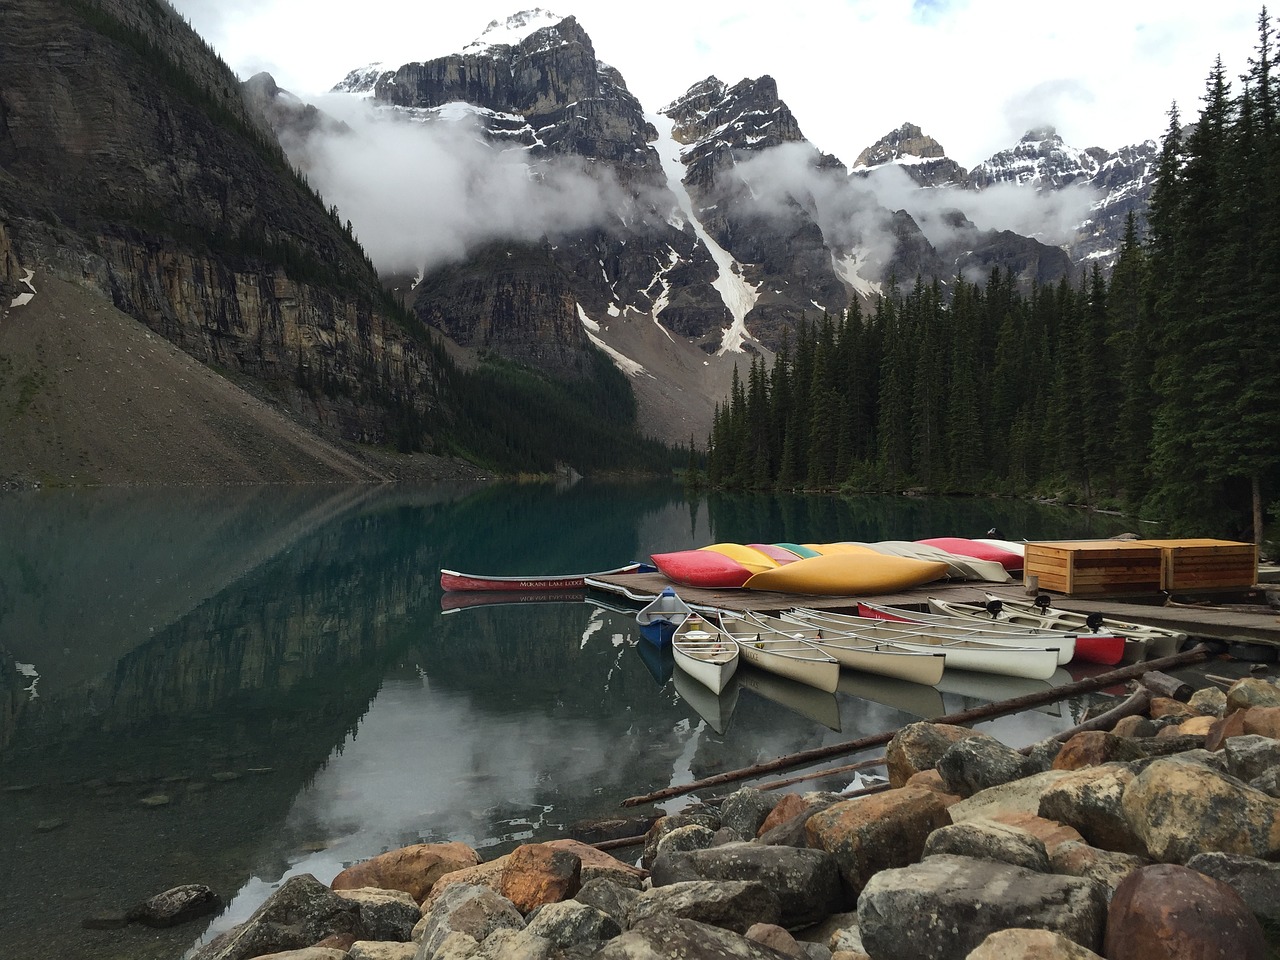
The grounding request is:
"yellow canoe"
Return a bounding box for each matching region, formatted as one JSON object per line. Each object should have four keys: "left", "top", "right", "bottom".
{"left": 743, "top": 553, "right": 949, "bottom": 596}
{"left": 699, "top": 543, "right": 779, "bottom": 574}
{"left": 802, "top": 542, "right": 879, "bottom": 556}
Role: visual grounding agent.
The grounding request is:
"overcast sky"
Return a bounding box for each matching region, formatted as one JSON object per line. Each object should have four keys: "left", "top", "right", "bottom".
{"left": 170, "top": 0, "right": 1260, "bottom": 169}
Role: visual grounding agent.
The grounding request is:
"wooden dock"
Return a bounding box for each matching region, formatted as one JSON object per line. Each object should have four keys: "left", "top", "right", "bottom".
{"left": 587, "top": 572, "right": 1280, "bottom": 648}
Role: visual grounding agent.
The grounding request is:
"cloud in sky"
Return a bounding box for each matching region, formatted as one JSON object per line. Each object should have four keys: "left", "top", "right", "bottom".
{"left": 169, "top": 0, "right": 1258, "bottom": 169}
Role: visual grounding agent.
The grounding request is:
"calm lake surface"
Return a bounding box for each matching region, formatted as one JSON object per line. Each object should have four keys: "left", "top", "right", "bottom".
{"left": 0, "top": 482, "right": 1143, "bottom": 959}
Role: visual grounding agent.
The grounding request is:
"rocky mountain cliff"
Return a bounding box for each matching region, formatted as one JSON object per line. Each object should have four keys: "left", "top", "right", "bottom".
{"left": 0, "top": 0, "right": 451, "bottom": 469}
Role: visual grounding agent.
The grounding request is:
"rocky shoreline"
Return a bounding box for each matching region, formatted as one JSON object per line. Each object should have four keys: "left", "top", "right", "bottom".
{"left": 141, "top": 670, "right": 1280, "bottom": 960}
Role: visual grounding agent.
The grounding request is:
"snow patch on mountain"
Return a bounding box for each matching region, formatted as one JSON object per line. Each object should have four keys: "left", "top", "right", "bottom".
{"left": 577, "top": 304, "right": 648, "bottom": 377}
{"left": 832, "top": 252, "right": 881, "bottom": 300}
{"left": 462, "top": 9, "right": 564, "bottom": 55}
{"left": 649, "top": 112, "right": 759, "bottom": 354}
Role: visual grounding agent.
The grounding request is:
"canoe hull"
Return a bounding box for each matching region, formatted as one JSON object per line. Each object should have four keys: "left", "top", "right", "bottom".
{"left": 743, "top": 553, "right": 949, "bottom": 596}
{"left": 672, "top": 617, "right": 740, "bottom": 694}
{"left": 441, "top": 563, "right": 644, "bottom": 592}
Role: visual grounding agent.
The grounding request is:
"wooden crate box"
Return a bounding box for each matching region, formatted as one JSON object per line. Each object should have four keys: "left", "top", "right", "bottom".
{"left": 1140, "top": 539, "right": 1258, "bottom": 592}
{"left": 1023, "top": 540, "right": 1163, "bottom": 596}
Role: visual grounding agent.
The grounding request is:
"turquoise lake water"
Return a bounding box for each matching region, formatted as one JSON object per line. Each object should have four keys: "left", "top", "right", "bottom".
{"left": 0, "top": 482, "right": 1142, "bottom": 959}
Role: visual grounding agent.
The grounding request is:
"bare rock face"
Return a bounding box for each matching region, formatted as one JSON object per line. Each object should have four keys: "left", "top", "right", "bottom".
{"left": 852, "top": 123, "right": 969, "bottom": 188}
{"left": 1103, "top": 864, "right": 1268, "bottom": 960}
{"left": 1120, "top": 758, "right": 1280, "bottom": 862}
{"left": 330, "top": 842, "right": 481, "bottom": 905}
{"left": 857, "top": 855, "right": 1107, "bottom": 960}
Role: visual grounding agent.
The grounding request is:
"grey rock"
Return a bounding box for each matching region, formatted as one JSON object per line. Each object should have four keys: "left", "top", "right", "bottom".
{"left": 523, "top": 900, "right": 620, "bottom": 947}
{"left": 573, "top": 877, "right": 640, "bottom": 928}
{"left": 126, "top": 883, "right": 222, "bottom": 928}
{"left": 349, "top": 944, "right": 418, "bottom": 960}
{"left": 1223, "top": 735, "right": 1280, "bottom": 783}
{"left": 922, "top": 820, "right": 1050, "bottom": 872}
{"left": 641, "top": 812, "right": 720, "bottom": 868}
{"left": 1251, "top": 767, "right": 1280, "bottom": 799}
{"left": 757, "top": 793, "right": 842, "bottom": 847}
{"left": 720, "top": 787, "right": 776, "bottom": 839}
{"left": 188, "top": 874, "right": 362, "bottom": 960}
{"left": 858, "top": 855, "right": 1107, "bottom": 960}
{"left": 1020, "top": 738, "right": 1064, "bottom": 774}
{"left": 937, "top": 736, "right": 1032, "bottom": 796}
{"left": 653, "top": 823, "right": 716, "bottom": 863}
{"left": 335, "top": 888, "right": 419, "bottom": 941}
{"left": 650, "top": 841, "right": 846, "bottom": 927}
{"left": 597, "top": 913, "right": 795, "bottom": 959}
{"left": 628, "top": 879, "right": 782, "bottom": 934}
{"left": 415, "top": 883, "right": 524, "bottom": 960}
{"left": 1185, "top": 851, "right": 1280, "bottom": 922}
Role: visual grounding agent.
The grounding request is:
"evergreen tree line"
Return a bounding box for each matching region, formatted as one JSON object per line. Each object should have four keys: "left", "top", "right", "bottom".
{"left": 699, "top": 9, "right": 1280, "bottom": 542}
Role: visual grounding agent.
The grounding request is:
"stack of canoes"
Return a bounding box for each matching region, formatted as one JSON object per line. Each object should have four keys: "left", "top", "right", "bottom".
{"left": 715, "top": 612, "right": 842, "bottom": 693}
{"left": 944, "top": 593, "right": 1186, "bottom": 662}
{"left": 772, "top": 610, "right": 1063, "bottom": 680}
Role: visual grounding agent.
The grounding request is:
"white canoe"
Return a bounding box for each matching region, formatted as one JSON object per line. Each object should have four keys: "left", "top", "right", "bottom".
{"left": 775, "top": 611, "right": 1061, "bottom": 681}
{"left": 637, "top": 586, "right": 694, "bottom": 626}
{"left": 741, "top": 612, "right": 946, "bottom": 685}
{"left": 856, "top": 541, "right": 1014, "bottom": 583}
{"left": 672, "top": 615, "right": 740, "bottom": 694}
{"left": 973, "top": 593, "right": 1186, "bottom": 660}
{"left": 717, "top": 614, "right": 841, "bottom": 693}
{"left": 851, "top": 600, "right": 1077, "bottom": 665}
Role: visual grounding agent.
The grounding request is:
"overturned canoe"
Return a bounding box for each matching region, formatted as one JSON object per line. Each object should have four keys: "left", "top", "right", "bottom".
{"left": 651, "top": 549, "right": 753, "bottom": 589}
{"left": 743, "top": 553, "right": 949, "bottom": 596}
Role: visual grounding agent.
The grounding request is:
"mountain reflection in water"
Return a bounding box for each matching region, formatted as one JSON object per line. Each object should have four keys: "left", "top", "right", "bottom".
{"left": 0, "top": 482, "right": 1129, "bottom": 960}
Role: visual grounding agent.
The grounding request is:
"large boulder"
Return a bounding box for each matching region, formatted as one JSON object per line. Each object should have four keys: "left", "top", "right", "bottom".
{"left": 499, "top": 843, "right": 581, "bottom": 914}
{"left": 650, "top": 840, "right": 846, "bottom": 927}
{"left": 1225, "top": 678, "right": 1280, "bottom": 713}
{"left": 596, "top": 914, "right": 802, "bottom": 959}
{"left": 886, "top": 723, "right": 992, "bottom": 787}
{"left": 627, "top": 879, "right": 782, "bottom": 934}
{"left": 544, "top": 840, "right": 646, "bottom": 887}
{"left": 332, "top": 888, "right": 418, "bottom": 942}
{"left": 572, "top": 877, "right": 640, "bottom": 928}
{"left": 964, "top": 928, "right": 1104, "bottom": 960}
{"left": 805, "top": 786, "right": 951, "bottom": 894}
{"left": 522, "top": 900, "right": 620, "bottom": 949}
{"left": 1037, "top": 764, "right": 1143, "bottom": 855}
{"left": 1052, "top": 732, "right": 1126, "bottom": 771}
{"left": 641, "top": 812, "right": 720, "bottom": 868}
{"left": 1120, "top": 758, "right": 1280, "bottom": 862}
{"left": 857, "top": 855, "right": 1107, "bottom": 960}
{"left": 719, "top": 787, "right": 776, "bottom": 839}
{"left": 757, "top": 793, "right": 842, "bottom": 847}
{"left": 936, "top": 736, "right": 1030, "bottom": 796}
{"left": 921, "top": 819, "right": 1050, "bottom": 872}
{"left": 189, "top": 874, "right": 363, "bottom": 960}
{"left": 947, "top": 770, "right": 1071, "bottom": 824}
{"left": 1103, "top": 864, "right": 1268, "bottom": 960}
{"left": 415, "top": 883, "right": 525, "bottom": 959}
{"left": 1048, "top": 841, "right": 1147, "bottom": 901}
{"left": 1223, "top": 734, "right": 1280, "bottom": 782}
{"left": 1184, "top": 851, "right": 1280, "bottom": 923}
{"left": 330, "top": 843, "right": 480, "bottom": 905}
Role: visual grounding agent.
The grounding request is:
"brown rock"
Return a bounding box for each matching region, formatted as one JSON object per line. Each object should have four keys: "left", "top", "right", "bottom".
{"left": 312, "top": 933, "right": 358, "bottom": 950}
{"left": 1148, "top": 696, "right": 1194, "bottom": 720}
{"left": 1174, "top": 715, "right": 1217, "bottom": 736}
{"left": 805, "top": 786, "right": 950, "bottom": 893}
{"left": 745, "top": 922, "right": 805, "bottom": 957}
{"left": 757, "top": 793, "right": 808, "bottom": 836}
{"left": 1121, "top": 758, "right": 1280, "bottom": 862}
{"left": 886, "top": 723, "right": 990, "bottom": 788}
{"left": 990, "top": 812, "right": 1084, "bottom": 856}
{"left": 904, "top": 769, "right": 963, "bottom": 805}
{"left": 1050, "top": 840, "right": 1148, "bottom": 900}
{"left": 499, "top": 843, "right": 581, "bottom": 914}
{"left": 965, "top": 927, "right": 1104, "bottom": 959}
{"left": 1053, "top": 732, "right": 1122, "bottom": 770}
{"left": 1037, "top": 763, "right": 1142, "bottom": 855}
{"left": 330, "top": 842, "right": 480, "bottom": 905}
{"left": 1103, "top": 864, "right": 1267, "bottom": 960}
{"left": 1243, "top": 706, "right": 1280, "bottom": 739}
{"left": 1205, "top": 710, "right": 1249, "bottom": 751}
{"left": 1111, "top": 715, "right": 1157, "bottom": 738}
{"left": 543, "top": 839, "right": 646, "bottom": 884}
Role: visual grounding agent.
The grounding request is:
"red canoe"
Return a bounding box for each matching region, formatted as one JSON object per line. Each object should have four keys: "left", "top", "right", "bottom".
{"left": 650, "top": 549, "right": 753, "bottom": 589}
{"left": 440, "top": 563, "right": 647, "bottom": 592}
{"left": 917, "top": 537, "right": 1024, "bottom": 572}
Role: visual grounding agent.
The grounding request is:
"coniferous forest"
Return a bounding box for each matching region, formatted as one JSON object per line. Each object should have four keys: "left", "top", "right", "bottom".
{"left": 697, "top": 11, "right": 1280, "bottom": 545}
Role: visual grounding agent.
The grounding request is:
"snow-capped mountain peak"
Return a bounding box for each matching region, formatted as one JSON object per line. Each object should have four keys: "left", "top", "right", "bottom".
{"left": 461, "top": 8, "right": 564, "bottom": 55}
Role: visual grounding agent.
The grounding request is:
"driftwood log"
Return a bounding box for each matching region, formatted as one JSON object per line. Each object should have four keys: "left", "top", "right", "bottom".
{"left": 621, "top": 643, "right": 1211, "bottom": 808}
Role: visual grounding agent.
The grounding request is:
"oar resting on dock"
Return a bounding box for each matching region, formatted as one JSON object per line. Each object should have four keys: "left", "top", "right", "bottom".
{"left": 621, "top": 643, "right": 1212, "bottom": 808}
